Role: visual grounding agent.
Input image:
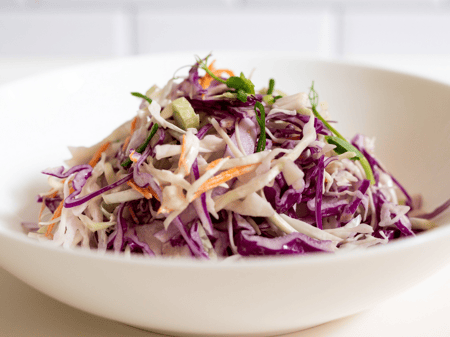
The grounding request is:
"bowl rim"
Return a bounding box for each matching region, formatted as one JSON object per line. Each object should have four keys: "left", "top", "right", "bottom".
{"left": 1, "top": 51, "right": 450, "bottom": 270}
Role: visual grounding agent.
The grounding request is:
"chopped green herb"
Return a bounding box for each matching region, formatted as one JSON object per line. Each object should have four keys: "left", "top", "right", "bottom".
{"left": 227, "top": 72, "right": 255, "bottom": 94}
{"left": 254, "top": 102, "right": 266, "bottom": 152}
{"left": 273, "top": 95, "right": 283, "bottom": 101}
{"left": 121, "top": 123, "right": 159, "bottom": 168}
{"left": 324, "top": 136, "right": 361, "bottom": 160}
{"left": 197, "top": 58, "right": 255, "bottom": 102}
{"left": 131, "top": 92, "right": 152, "bottom": 105}
{"left": 263, "top": 95, "right": 274, "bottom": 104}
{"left": 201, "top": 63, "right": 226, "bottom": 85}
{"left": 236, "top": 89, "right": 249, "bottom": 103}
{"left": 263, "top": 94, "right": 283, "bottom": 105}
{"left": 267, "top": 78, "right": 275, "bottom": 95}
{"left": 324, "top": 136, "right": 375, "bottom": 184}
{"left": 310, "top": 83, "right": 375, "bottom": 184}
{"left": 308, "top": 83, "right": 345, "bottom": 140}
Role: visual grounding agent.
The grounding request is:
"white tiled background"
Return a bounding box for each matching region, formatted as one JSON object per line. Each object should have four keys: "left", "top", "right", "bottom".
{"left": 2, "top": 0, "right": 450, "bottom": 83}
{"left": 1, "top": 0, "right": 450, "bottom": 58}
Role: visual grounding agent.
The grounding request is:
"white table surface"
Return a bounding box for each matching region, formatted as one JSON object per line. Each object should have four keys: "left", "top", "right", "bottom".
{"left": 2, "top": 55, "right": 450, "bottom": 337}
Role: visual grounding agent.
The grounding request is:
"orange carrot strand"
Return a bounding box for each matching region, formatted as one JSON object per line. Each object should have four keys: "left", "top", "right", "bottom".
{"left": 127, "top": 180, "right": 160, "bottom": 201}
{"left": 45, "top": 201, "right": 64, "bottom": 237}
{"left": 88, "top": 142, "right": 111, "bottom": 168}
{"left": 178, "top": 134, "right": 189, "bottom": 174}
{"left": 130, "top": 116, "right": 138, "bottom": 133}
{"left": 192, "top": 163, "right": 258, "bottom": 200}
{"left": 205, "top": 158, "right": 223, "bottom": 170}
{"left": 45, "top": 187, "right": 74, "bottom": 237}
{"left": 122, "top": 135, "right": 131, "bottom": 152}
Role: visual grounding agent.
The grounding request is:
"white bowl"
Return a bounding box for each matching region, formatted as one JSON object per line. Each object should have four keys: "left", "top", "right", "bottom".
{"left": 1, "top": 52, "right": 450, "bottom": 337}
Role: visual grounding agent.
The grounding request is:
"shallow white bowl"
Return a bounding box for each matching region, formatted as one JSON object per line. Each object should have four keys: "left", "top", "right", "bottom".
{"left": 1, "top": 52, "right": 450, "bottom": 337}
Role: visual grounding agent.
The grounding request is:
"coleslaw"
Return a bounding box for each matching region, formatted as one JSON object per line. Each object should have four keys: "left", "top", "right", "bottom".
{"left": 24, "top": 55, "right": 448, "bottom": 259}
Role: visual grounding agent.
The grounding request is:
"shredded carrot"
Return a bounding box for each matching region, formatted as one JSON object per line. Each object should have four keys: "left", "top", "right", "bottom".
{"left": 45, "top": 186, "right": 74, "bottom": 237}
{"left": 130, "top": 116, "right": 138, "bottom": 133}
{"left": 178, "top": 134, "right": 189, "bottom": 174}
{"left": 128, "top": 206, "right": 139, "bottom": 224}
{"left": 50, "top": 201, "right": 64, "bottom": 221}
{"left": 122, "top": 136, "right": 131, "bottom": 151}
{"left": 198, "top": 60, "right": 216, "bottom": 89}
{"left": 191, "top": 163, "right": 259, "bottom": 201}
{"left": 205, "top": 157, "right": 227, "bottom": 171}
{"left": 38, "top": 202, "right": 47, "bottom": 223}
{"left": 127, "top": 179, "right": 160, "bottom": 201}
{"left": 129, "top": 150, "right": 138, "bottom": 163}
{"left": 121, "top": 117, "right": 138, "bottom": 151}
{"left": 88, "top": 142, "right": 111, "bottom": 168}
{"left": 199, "top": 60, "right": 234, "bottom": 89}
{"left": 45, "top": 203, "right": 63, "bottom": 238}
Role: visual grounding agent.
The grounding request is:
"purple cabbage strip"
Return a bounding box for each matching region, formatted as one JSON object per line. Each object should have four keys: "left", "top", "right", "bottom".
{"left": 264, "top": 173, "right": 302, "bottom": 214}
{"left": 150, "top": 127, "right": 166, "bottom": 154}
{"left": 233, "top": 214, "right": 333, "bottom": 256}
{"left": 307, "top": 197, "right": 348, "bottom": 218}
{"left": 396, "top": 217, "right": 415, "bottom": 237}
{"left": 133, "top": 142, "right": 153, "bottom": 186}
{"left": 42, "top": 164, "right": 92, "bottom": 180}
{"left": 340, "top": 179, "right": 370, "bottom": 222}
{"left": 415, "top": 197, "right": 450, "bottom": 220}
{"left": 171, "top": 64, "right": 207, "bottom": 100}
{"left": 314, "top": 156, "right": 325, "bottom": 230}
{"left": 44, "top": 196, "right": 63, "bottom": 213}
{"left": 187, "top": 64, "right": 207, "bottom": 97}
{"left": 197, "top": 123, "right": 213, "bottom": 140}
{"left": 191, "top": 159, "right": 214, "bottom": 235}
{"left": 373, "top": 228, "right": 397, "bottom": 241}
{"left": 36, "top": 194, "right": 63, "bottom": 213}
{"left": 378, "top": 192, "right": 414, "bottom": 237}
{"left": 132, "top": 139, "right": 163, "bottom": 200}
{"left": 112, "top": 204, "right": 155, "bottom": 256}
{"left": 186, "top": 94, "right": 263, "bottom": 121}
{"left": 266, "top": 112, "right": 331, "bottom": 136}
{"left": 64, "top": 173, "right": 133, "bottom": 208}
{"left": 351, "top": 134, "right": 413, "bottom": 208}
{"left": 124, "top": 229, "right": 155, "bottom": 256}
{"left": 42, "top": 164, "right": 93, "bottom": 209}
{"left": 271, "top": 128, "right": 302, "bottom": 139}
{"left": 189, "top": 220, "right": 210, "bottom": 258}
{"left": 172, "top": 217, "right": 209, "bottom": 259}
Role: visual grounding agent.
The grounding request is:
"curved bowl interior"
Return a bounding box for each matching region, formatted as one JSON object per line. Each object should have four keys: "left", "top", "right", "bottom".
{"left": 1, "top": 52, "right": 450, "bottom": 336}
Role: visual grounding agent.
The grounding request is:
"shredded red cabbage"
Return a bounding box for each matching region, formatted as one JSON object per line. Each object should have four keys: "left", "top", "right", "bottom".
{"left": 27, "top": 56, "right": 446, "bottom": 259}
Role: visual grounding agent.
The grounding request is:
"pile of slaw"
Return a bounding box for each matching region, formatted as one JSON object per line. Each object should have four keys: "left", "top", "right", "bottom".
{"left": 24, "top": 56, "right": 449, "bottom": 259}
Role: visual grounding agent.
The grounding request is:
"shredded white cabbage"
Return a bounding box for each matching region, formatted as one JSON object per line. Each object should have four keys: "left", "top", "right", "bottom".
{"left": 30, "top": 58, "right": 428, "bottom": 259}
